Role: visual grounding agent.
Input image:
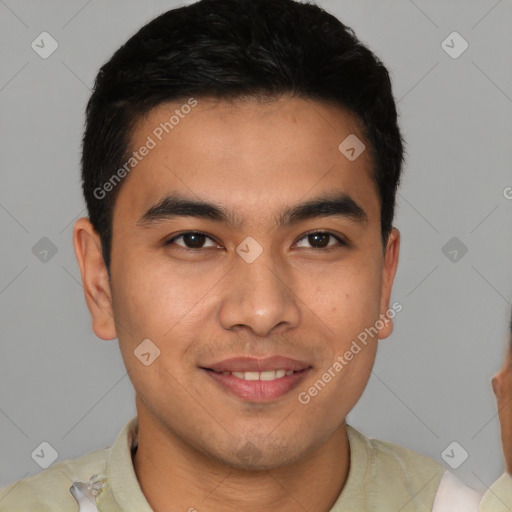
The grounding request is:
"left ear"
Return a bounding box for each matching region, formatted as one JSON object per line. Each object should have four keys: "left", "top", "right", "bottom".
{"left": 377, "top": 227, "right": 400, "bottom": 340}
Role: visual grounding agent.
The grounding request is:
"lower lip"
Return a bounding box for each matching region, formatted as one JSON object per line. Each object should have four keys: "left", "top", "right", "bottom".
{"left": 202, "top": 368, "right": 311, "bottom": 402}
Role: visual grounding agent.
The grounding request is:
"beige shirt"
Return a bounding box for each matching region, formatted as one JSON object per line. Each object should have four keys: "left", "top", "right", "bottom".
{"left": 478, "top": 472, "right": 512, "bottom": 512}
{"left": 0, "top": 416, "right": 483, "bottom": 511}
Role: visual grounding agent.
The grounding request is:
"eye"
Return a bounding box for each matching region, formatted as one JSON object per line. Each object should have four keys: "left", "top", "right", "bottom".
{"left": 294, "top": 231, "right": 346, "bottom": 250}
{"left": 165, "top": 231, "right": 221, "bottom": 249}
{"left": 164, "top": 230, "right": 347, "bottom": 251}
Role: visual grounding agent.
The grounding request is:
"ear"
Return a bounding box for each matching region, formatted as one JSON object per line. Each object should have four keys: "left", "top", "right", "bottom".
{"left": 377, "top": 227, "right": 400, "bottom": 340}
{"left": 72, "top": 217, "right": 117, "bottom": 340}
{"left": 492, "top": 374, "right": 501, "bottom": 399}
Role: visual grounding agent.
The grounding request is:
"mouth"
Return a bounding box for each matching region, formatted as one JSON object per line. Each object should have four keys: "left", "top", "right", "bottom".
{"left": 204, "top": 368, "right": 298, "bottom": 381}
{"left": 200, "top": 356, "right": 312, "bottom": 402}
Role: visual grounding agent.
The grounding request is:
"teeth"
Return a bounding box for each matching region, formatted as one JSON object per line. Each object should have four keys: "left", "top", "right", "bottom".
{"left": 226, "top": 369, "right": 295, "bottom": 381}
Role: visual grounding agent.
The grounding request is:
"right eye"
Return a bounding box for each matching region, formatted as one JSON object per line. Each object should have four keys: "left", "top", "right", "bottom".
{"left": 164, "top": 231, "right": 222, "bottom": 250}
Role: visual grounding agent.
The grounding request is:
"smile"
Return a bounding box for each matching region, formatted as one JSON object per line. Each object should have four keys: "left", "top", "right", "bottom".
{"left": 214, "top": 369, "right": 295, "bottom": 381}
{"left": 202, "top": 367, "right": 311, "bottom": 402}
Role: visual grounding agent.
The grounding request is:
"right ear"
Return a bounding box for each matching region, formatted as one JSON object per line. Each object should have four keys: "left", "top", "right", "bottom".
{"left": 72, "top": 217, "right": 117, "bottom": 340}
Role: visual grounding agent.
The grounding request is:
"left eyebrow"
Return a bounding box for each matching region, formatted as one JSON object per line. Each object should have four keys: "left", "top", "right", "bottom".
{"left": 136, "top": 192, "right": 368, "bottom": 229}
{"left": 276, "top": 193, "right": 368, "bottom": 227}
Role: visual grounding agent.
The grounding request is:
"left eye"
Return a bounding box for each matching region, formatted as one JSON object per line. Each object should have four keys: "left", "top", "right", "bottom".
{"left": 295, "top": 231, "right": 345, "bottom": 249}
{"left": 165, "top": 231, "right": 345, "bottom": 250}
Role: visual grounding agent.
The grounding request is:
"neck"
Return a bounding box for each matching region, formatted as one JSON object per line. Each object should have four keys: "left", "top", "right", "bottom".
{"left": 133, "top": 410, "right": 350, "bottom": 512}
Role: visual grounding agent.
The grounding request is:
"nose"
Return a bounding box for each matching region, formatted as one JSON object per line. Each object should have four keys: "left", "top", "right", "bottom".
{"left": 218, "top": 249, "right": 301, "bottom": 337}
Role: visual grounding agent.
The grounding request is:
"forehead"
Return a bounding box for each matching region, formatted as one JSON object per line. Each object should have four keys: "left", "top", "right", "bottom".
{"left": 115, "top": 95, "right": 379, "bottom": 227}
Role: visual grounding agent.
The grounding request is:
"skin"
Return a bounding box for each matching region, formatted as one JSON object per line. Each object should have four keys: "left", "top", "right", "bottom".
{"left": 73, "top": 95, "right": 400, "bottom": 512}
{"left": 491, "top": 334, "right": 512, "bottom": 474}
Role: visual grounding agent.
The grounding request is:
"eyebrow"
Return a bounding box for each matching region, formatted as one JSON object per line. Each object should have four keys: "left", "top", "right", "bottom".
{"left": 136, "top": 192, "right": 368, "bottom": 229}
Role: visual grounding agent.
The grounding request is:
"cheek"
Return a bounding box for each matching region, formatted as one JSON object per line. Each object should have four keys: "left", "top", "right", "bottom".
{"left": 313, "top": 262, "right": 382, "bottom": 331}
{"left": 111, "top": 256, "right": 222, "bottom": 383}
{"left": 298, "top": 335, "right": 377, "bottom": 428}
{"left": 113, "top": 255, "right": 204, "bottom": 338}
{"left": 309, "top": 265, "right": 380, "bottom": 399}
{"left": 302, "top": 266, "right": 380, "bottom": 389}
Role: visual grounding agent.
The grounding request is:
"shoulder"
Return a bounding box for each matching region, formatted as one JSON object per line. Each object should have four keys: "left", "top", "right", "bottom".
{"left": 347, "top": 425, "right": 446, "bottom": 479}
{"left": 479, "top": 472, "right": 512, "bottom": 512}
{"left": 0, "top": 448, "right": 108, "bottom": 512}
{"left": 345, "top": 425, "right": 480, "bottom": 511}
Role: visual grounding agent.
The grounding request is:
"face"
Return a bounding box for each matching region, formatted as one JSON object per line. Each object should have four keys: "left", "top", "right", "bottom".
{"left": 492, "top": 336, "right": 512, "bottom": 474}
{"left": 74, "top": 95, "right": 399, "bottom": 470}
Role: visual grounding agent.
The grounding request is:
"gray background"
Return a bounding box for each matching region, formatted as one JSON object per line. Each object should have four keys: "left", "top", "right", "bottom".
{"left": 1, "top": 0, "right": 511, "bottom": 496}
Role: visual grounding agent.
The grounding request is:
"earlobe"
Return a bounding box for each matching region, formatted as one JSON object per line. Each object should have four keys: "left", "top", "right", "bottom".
{"left": 378, "top": 227, "right": 400, "bottom": 340}
{"left": 72, "top": 217, "right": 117, "bottom": 340}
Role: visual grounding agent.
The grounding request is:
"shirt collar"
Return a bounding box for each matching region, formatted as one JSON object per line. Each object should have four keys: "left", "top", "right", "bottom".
{"left": 96, "top": 415, "right": 153, "bottom": 511}
{"left": 95, "top": 417, "right": 366, "bottom": 512}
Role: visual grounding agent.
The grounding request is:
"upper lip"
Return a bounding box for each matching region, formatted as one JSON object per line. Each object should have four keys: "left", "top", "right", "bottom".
{"left": 203, "top": 356, "right": 311, "bottom": 373}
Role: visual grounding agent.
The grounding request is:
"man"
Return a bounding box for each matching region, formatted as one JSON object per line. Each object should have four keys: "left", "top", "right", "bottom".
{"left": 0, "top": 0, "right": 487, "bottom": 510}
{"left": 479, "top": 315, "right": 512, "bottom": 511}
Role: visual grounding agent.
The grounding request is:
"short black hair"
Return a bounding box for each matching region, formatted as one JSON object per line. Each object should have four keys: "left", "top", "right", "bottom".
{"left": 81, "top": 0, "right": 404, "bottom": 274}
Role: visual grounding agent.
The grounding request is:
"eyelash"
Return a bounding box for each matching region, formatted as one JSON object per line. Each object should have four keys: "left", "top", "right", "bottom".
{"left": 164, "top": 230, "right": 347, "bottom": 251}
